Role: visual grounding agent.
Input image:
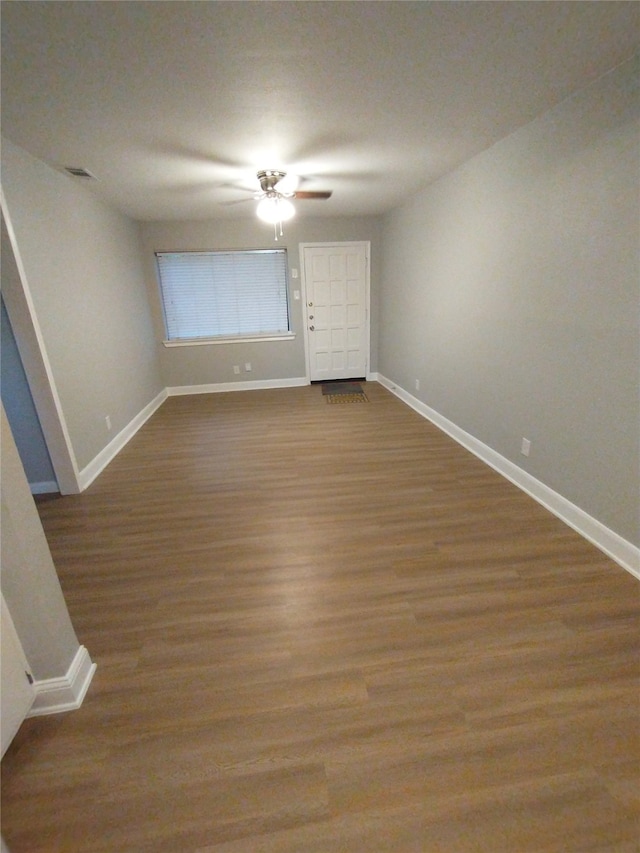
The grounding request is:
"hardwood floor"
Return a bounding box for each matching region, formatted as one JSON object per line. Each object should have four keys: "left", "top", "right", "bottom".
{"left": 2, "top": 383, "right": 638, "bottom": 852}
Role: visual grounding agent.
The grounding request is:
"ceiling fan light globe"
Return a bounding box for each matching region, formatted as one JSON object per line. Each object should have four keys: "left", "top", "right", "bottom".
{"left": 277, "top": 198, "right": 296, "bottom": 220}
{"left": 256, "top": 197, "right": 296, "bottom": 223}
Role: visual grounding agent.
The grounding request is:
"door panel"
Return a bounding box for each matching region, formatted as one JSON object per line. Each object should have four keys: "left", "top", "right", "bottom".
{"left": 1, "top": 594, "right": 35, "bottom": 757}
{"left": 303, "top": 244, "right": 368, "bottom": 382}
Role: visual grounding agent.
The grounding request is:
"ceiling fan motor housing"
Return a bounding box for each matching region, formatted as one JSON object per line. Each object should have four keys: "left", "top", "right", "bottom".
{"left": 257, "top": 169, "right": 287, "bottom": 194}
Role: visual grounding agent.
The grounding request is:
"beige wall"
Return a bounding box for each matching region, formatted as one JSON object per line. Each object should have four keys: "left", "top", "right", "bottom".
{"left": 1, "top": 406, "right": 79, "bottom": 680}
{"left": 379, "top": 59, "right": 640, "bottom": 546}
{"left": 140, "top": 216, "right": 382, "bottom": 388}
{"left": 1, "top": 139, "right": 164, "bottom": 472}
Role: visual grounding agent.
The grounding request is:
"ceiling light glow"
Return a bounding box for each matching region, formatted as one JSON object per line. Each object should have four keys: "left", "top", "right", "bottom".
{"left": 256, "top": 196, "right": 296, "bottom": 224}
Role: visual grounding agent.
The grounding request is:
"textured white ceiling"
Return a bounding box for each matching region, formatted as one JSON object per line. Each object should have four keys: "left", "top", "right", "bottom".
{"left": 2, "top": 1, "right": 638, "bottom": 221}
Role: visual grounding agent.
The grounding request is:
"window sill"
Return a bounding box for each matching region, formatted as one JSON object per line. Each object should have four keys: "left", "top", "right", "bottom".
{"left": 163, "top": 333, "right": 296, "bottom": 348}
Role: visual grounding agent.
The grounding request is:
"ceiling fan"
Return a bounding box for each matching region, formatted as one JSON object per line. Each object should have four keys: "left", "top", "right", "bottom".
{"left": 253, "top": 170, "right": 333, "bottom": 238}
{"left": 255, "top": 169, "right": 333, "bottom": 200}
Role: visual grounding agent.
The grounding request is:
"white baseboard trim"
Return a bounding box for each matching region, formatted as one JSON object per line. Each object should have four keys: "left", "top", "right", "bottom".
{"left": 29, "top": 480, "right": 59, "bottom": 495}
{"left": 377, "top": 374, "right": 640, "bottom": 580}
{"left": 78, "top": 389, "right": 168, "bottom": 491}
{"left": 166, "top": 377, "right": 309, "bottom": 396}
{"left": 27, "top": 645, "right": 96, "bottom": 717}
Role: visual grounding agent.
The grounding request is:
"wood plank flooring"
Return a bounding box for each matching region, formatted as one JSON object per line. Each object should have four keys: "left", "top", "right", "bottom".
{"left": 2, "top": 382, "right": 639, "bottom": 852}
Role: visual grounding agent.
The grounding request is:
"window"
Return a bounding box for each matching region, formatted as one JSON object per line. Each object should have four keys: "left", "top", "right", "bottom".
{"left": 155, "top": 249, "right": 291, "bottom": 344}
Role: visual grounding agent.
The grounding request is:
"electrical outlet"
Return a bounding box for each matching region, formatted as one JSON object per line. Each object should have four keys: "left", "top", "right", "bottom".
{"left": 233, "top": 365, "right": 240, "bottom": 375}
{"left": 415, "top": 379, "right": 420, "bottom": 391}
{"left": 245, "top": 362, "right": 252, "bottom": 372}
{"left": 105, "top": 415, "right": 112, "bottom": 431}
{"left": 521, "top": 437, "right": 531, "bottom": 457}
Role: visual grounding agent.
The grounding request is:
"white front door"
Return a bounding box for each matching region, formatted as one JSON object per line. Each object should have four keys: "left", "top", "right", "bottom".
{"left": 301, "top": 243, "right": 369, "bottom": 382}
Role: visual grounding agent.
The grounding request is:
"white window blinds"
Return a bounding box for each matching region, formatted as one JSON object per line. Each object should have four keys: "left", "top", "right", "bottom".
{"left": 156, "top": 249, "right": 290, "bottom": 342}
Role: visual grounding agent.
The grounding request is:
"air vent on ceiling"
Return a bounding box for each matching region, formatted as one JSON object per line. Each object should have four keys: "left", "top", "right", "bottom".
{"left": 64, "top": 166, "right": 97, "bottom": 179}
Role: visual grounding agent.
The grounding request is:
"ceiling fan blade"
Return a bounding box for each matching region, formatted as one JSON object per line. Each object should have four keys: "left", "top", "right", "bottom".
{"left": 218, "top": 196, "right": 255, "bottom": 206}
{"left": 294, "top": 191, "right": 333, "bottom": 200}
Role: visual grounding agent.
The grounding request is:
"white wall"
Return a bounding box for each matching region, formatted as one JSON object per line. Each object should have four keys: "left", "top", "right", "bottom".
{"left": 379, "top": 58, "right": 639, "bottom": 547}
{"left": 140, "top": 216, "right": 382, "bottom": 388}
{"left": 1, "top": 139, "right": 164, "bottom": 472}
